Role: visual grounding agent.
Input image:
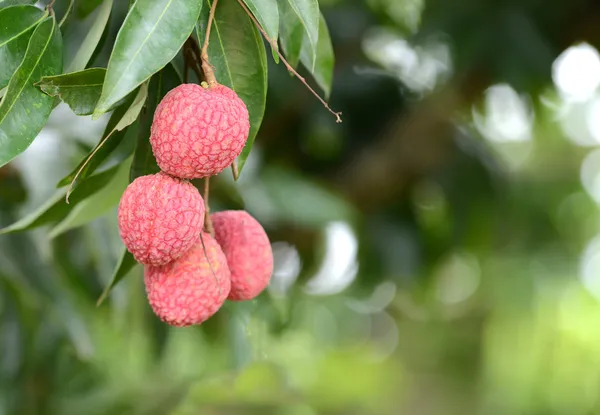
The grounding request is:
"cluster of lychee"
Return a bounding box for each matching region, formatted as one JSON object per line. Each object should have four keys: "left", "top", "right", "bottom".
{"left": 117, "top": 83, "right": 273, "bottom": 327}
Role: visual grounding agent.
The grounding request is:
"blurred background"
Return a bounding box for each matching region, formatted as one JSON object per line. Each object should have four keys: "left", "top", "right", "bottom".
{"left": 3, "top": 0, "right": 600, "bottom": 413}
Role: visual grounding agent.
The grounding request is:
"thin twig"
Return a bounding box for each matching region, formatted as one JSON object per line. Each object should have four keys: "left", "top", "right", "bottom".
{"left": 47, "top": 0, "right": 56, "bottom": 14}
{"left": 201, "top": 0, "right": 219, "bottom": 86}
{"left": 236, "top": 0, "right": 342, "bottom": 123}
{"left": 203, "top": 177, "right": 214, "bottom": 236}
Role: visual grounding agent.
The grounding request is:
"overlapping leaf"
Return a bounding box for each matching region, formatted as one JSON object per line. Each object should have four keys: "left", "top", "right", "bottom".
{"left": 197, "top": 0, "right": 268, "bottom": 176}
{"left": 58, "top": 83, "right": 148, "bottom": 194}
{"left": 37, "top": 68, "right": 106, "bottom": 115}
{"left": 49, "top": 156, "right": 133, "bottom": 238}
{"left": 0, "top": 164, "right": 120, "bottom": 235}
{"left": 300, "top": 14, "right": 334, "bottom": 98}
{"left": 93, "top": 0, "right": 202, "bottom": 117}
{"left": 66, "top": 0, "right": 113, "bottom": 73}
{"left": 242, "top": 0, "right": 279, "bottom": 62}
{"left": 0, "top": 5, "right": 47, "bottom": 89}
{"left": 279, "top": 0, "right": 318, "bottom": 67}
{"left": 0, "top": 16, "right": 62, "bottom": 168}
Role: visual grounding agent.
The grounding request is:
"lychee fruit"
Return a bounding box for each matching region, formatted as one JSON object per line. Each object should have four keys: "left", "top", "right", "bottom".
{"left": 118, "top": 172, "right": 205, "bottom": 266}
{"left": 144, "top": 233, "right": 231, "bottom": 327}
{"left": 212, "top": 210, "right": 274, "bottom": 301}
{"left": 150, "top": 83, "right": 250, "bottom": 179}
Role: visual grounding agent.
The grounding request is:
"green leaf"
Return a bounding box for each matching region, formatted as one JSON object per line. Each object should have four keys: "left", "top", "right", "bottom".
{"left": 300, "top": 15, "right": 334, "bottom": 98}
{"left": 197, "top": 0, "right": 267, "bottom": 177}
{"left": 93, "top": 0, "right": 202, "bottom": 117}
{"left": 279, "top": 0, "right": 318, "bottom": 67}
{"left": 0, "top": 0, "right": 36, "bottom": 8}
{"left": 66, "top": 0, "right": 113, "bottom": 73}
{"left": 242, "top": 0, "right": 279, "bottom": 62}
{"left": 96, "top": 249, "right": 138, "bottom": 306}
{"left": 130, "top": 66, "right": 179, "bottom": 181}
{"left": 0, "top": 5, "right": 47, "bottom": 89}
{"left": 36, "top": 68, "right": 105, "bottom": 115}
{"left": 58, "top": 82, "right": 148, "bottom": 192}
{"left": 0, "top": 16, "right": 62, "bottom": 169}
{"left": 0, "top": 164, "right": 120, "bottom": 234}
{"left": 76, "top": 0, "right": 104, "bottom": 18}
{"left": 58, "top": 0, "right": 75, "bottom": 27}
{"left": 49, "top": 156, "right": 133, "bottom": 238}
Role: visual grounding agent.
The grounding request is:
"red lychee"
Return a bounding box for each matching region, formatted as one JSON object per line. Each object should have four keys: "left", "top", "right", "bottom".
{"left": 211, "top": 210, "right": 273, "bottom": 301}
{"left": 150, "top": 83, "right": 250, "bottom": 179}
{"left": 144, "top": 233, "right": 231, "bottom": 327}
{"left": 118, "top": 172, "right": 205, "bottom": 266}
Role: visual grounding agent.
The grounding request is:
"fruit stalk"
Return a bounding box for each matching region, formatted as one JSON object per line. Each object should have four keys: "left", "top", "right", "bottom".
{"left": 201, "top": 0, "right": 219, "bottom": 87}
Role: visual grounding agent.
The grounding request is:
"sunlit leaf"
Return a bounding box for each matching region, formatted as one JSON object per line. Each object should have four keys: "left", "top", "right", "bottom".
{"left": 0, "top": 164, "right": 120, "bottom": 234}
{"left": 58, "top": 82, "right": 148, "bottom": 191}
{"left": 93, "top": 0, "right": 202, "bottom": 117}
{"left": 197, "top": 0, "right": 267, "bottom": 177}
{"left": 0, "top": 16, "right": 62, "bottom": 169}
{"left": 66, "top": 0, "right": 113, "bottom": 73}
{"left": 37, "top": 68, "right": 105, "bottom": 115}
{"left": 49, "top": 157, "right": 133, "bottom": 238}
{"left": 0, "top": 5, "right": 47, "bottom": 89}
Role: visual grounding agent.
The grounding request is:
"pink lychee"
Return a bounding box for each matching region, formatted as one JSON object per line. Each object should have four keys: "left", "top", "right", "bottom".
{"left": 150, "top": 83, "right": 250, "bottom": 179}
{"left": 144, "top": 233, "right": 231, "bottom": 327}
{"left": 211, "top": 210, "right": 273, "bottom": 301}
{"left": 118, "top": 172, "right": 205, "bottom": 266}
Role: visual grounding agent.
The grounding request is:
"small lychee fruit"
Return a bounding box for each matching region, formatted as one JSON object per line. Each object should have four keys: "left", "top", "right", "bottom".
{"left": 144, "top": 233, "right": 231, "bottom": 327}
{"left": 212, "top": 210, "right": 273, "bottom": 301}
{"left": 118, "top": 172, "right": 205, "bottom": 266}
{"left": 150, "top": 83, "right": 250, "bottom": 179}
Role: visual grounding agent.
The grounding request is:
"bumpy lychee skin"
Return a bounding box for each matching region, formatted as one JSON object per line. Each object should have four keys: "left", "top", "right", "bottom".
{"left": 118, "top": 172, "right": 205, "bottom": 266}
{"left": 144, "top": 233, "right": 231, "bottom": 327}
{"left": 212, "top": 210, "right": 274, "bottom": 301}
{"left": 150, "top": 83, "right": 250, "bottom": 179}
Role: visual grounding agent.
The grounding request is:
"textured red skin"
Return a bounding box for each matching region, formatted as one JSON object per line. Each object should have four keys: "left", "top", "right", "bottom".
{"left": 118, "top": 172, "right": 205, "bottom": 266}
{"left": 150, "top": 83, "right": 250, "bottom": 179}
{"left": 212, "top": 210, "right": 273, "bottom": 301}
{"left": 144, "top": 233, "right": 231, "bottom": 327}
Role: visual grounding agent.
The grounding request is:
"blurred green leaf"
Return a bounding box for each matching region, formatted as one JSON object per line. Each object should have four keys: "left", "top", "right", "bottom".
{"left": 0, "top": 164, "right": 120, "bottom": 234}
{"left": 0, "top": 0, "right": 36, "bottom": 7}
{"left": 261, "top": 166, "right": 357, "bottom": 227}
{"left": 66, "top": 0, "right": 113, "bottom": 73}
{"left": 58, "top": 82, "right": 148, "bottom": 191}
{"left": 300, "top": 15, "right": 333, "bottom": 98}
{"left": 93, "top": 0, "right": 202, "bottom": 117}
{"left": 76, "top": 0, "right": 103, "bottom": 18}
{"left": 242, "top": 0, "right": 279, "bottom": 62}
{"left": 279, "top": 0, "right": 318, "bottom": 67}
{"left": 0, "top": 5, "right": 46, "bottom": 89}
{"left": 0, "top": 15, "right": 62, "bottom": 169}
{"left": 96, "top": 249, "right": 138, "bottom": 306}
{"left": 49, "top": 157, "right": 133, "bottom": 238}
{"left": 197, "top": 0, "right": 267, "bottom": 177}
{"left": 130, "top": 66, "right": 179, "bottom": 181}
{"left": 36, "top": 68, "right": 106, "bottom": 115}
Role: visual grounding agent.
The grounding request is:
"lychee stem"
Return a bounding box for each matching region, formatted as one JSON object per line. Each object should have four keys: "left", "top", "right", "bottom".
{"left": 203, "top": 177, "right": 215, "bottom": 236}
{"left": 231, "top": 160, "right": 239, "bottom": 181}
{"left": 236, "top": 0, "right": 342, "bottom": 123}
{"left": 201, "top": 0, "right": 219, "bottom": 87}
